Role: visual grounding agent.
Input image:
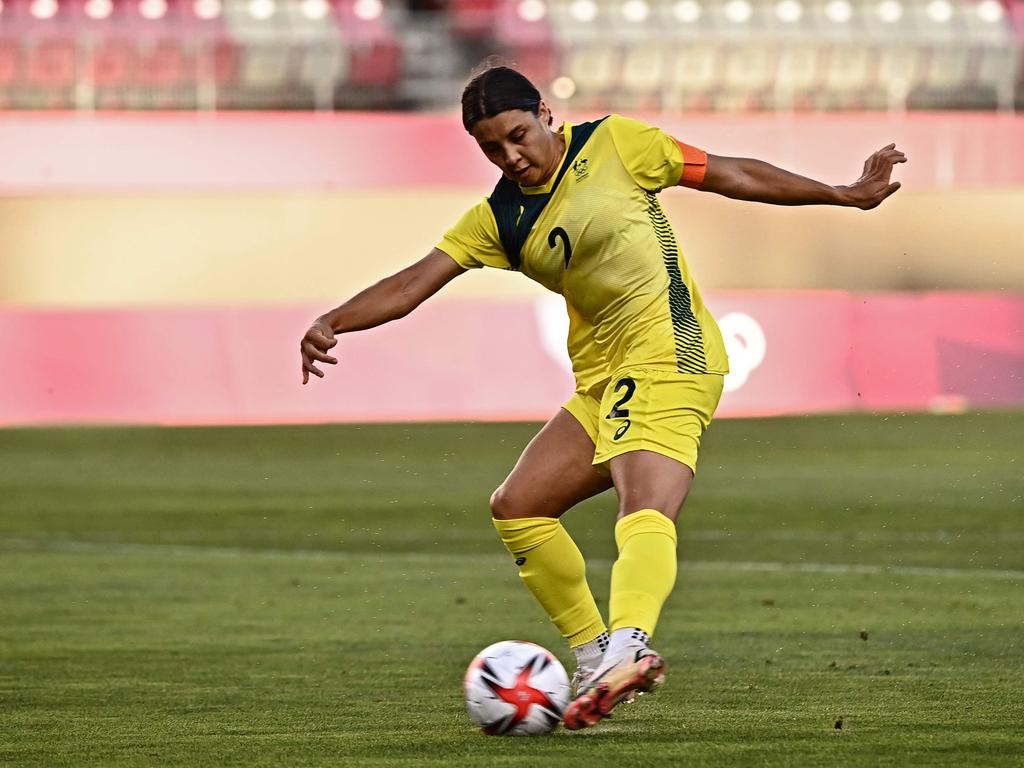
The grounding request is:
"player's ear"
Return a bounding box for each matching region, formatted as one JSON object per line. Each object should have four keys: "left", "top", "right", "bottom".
{"left": 538, "top": 100, "right": 553, "bottom": 127}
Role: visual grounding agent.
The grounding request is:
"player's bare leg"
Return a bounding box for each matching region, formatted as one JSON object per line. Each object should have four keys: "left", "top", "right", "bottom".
{"left": 608, "top": 449, "right": 694, "bottom": 524}
{"left": 490, "top": 407, "right": 613, "bottom": 521}
{"left": 564, "top": 450, "right": 693, "bottom": 730}
{"left": 490, "top": 408, "right": 614, "bottom": 695}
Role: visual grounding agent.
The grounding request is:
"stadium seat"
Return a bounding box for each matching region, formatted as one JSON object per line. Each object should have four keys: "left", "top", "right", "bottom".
{"left": 132, "top": 37, "right": 195, "bottom": 108}
{"left": 212, "top": 39, "right": 241, "bottom": 85}
{"left": 546, "top": 0, "right": 605, "bottom": 44}
{"left": 221, "top": 0, "right": 284, "bottom": 41}
{"left": 975, "top": 42, "right": 1019, "bottom": 107}
{"left": 0, "top": 39, "right": 21, "bottom": 86}
{"left": 333, "top": 0, "right": 397, "bottom": 44}
{"left": 607, "top": 0, "right": 666, "bottom": 43}
{"left": 963, "top": 0, "right": 1014, "bottom": 44}
{"left": 25, "top": 38, "right": 76, "bottom": 88}
{"left": 819, "top": 43, "right": 871, "bottom": 108}
{"left": 719, "top": 43, "right": 775, "bottom": 109}
{"left": 620, "top": 43, "right": 667, "bottom": 96}
{"left": 879, "top": 45, "right": 926, "bottom": 83}
{"left": 347, "top": 40, "right": 402, "bottom": 87}
{"left": 450, "top": 0, "right": 502, "bottom": 39}
{"left": 297, "top": 40, "right": 349, "bottom": 91}
{"left": 91, "top": 39, "right": 137, "bottom": 88}
{"left": 495, "top": 0, "right": 555, "bottom": 46}
{"left": 905, "top": 42, "right": 968, "bottom": 108}
{"left": 663, "top": 42, "right": 720, "bottom": 111}
{"left": 18, "top": 37, "right": 76, "bottom": 108}
{"left": 509, "top": 43, "right": 561, "bottom": 87}
{"left": 565, "top": 42, "right": 619, "bottom": 103}
{"left": 279, "top": 0, "right": 338, "bottom": 40}
{"left": 136, "top": 38, "right": 192, "bottom": 88}
{"left": 876, "top": 44, "right": 927, "bottom": 101}
{"left": 240, "top": 44, "right": 292, "bottom": 89}
{"left": 1012, "top": 1, "right": 1024, "bottom": 108}
{"left": 327, "top": 0, "right": 402, "bottom": 94}
{"left": 615, "top": 43, "right": 668, "bottom": 110}
{"left": 923, "top": 44, "right": 971, "bottom": 90}
{"left": 772, "top": 43, "right": 822, "bottom": 109}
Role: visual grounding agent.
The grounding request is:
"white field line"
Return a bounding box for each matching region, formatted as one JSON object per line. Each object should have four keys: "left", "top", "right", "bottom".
{"left": 1, "top": 538, "right": 1022, "bottom": 581}
{"left": 685, "top": 530, "right": 1024, "bottom": 543}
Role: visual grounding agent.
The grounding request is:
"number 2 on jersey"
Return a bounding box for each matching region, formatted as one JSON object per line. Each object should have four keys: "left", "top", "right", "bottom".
{"left": 548, "top": 227, "right": 572, "bottom": 267}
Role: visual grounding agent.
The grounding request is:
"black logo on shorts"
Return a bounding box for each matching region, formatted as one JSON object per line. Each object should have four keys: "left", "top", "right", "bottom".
{"left": 613, "top": 419, "right": 632, "bottom": 440}
{"left": 515, "top": 557, "right": 526, "bottom": 566}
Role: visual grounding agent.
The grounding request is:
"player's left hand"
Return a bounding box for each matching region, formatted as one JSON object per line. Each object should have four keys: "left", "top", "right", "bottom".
{"left": 838, "top": 143, "right": 907, "bottom": 210}
{"left": 300, "top": 319, "right": 338, "bottom": 384}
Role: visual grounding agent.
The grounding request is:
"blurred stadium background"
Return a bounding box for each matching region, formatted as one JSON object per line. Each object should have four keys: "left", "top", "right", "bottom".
{"left": 0, "top": 0, "right": 1021, "bottom": 112}
{"left": 0, "top": 0, "right": 1022, "bottom": 422}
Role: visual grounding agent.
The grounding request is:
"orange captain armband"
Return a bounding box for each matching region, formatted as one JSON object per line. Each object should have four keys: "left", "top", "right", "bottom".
{"left": 675, "top": 140, "right": 708, "bottom": 190}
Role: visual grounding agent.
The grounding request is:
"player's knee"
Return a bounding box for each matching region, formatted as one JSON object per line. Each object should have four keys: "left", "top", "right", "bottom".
{"left": 490, "top": 484, "right": 525, "bottom": 520}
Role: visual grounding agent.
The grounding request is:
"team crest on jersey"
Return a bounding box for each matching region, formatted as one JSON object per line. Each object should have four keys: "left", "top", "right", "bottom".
{"left": 572, "top": 158, "right": 590, "bottom": 182}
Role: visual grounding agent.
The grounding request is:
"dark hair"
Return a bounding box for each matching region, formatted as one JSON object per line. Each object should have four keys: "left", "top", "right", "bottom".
{"left": 461, "top": 63, "right": 548, "bottom": 133}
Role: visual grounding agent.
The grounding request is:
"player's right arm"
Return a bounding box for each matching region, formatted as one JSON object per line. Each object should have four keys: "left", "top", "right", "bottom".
{"left": 300, "top": 249, "right": 466, "bottom": 384}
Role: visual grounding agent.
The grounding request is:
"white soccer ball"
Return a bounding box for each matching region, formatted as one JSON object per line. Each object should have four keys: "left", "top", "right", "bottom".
{"left": 464, "top": 640, "right": 570, "bottom": 736}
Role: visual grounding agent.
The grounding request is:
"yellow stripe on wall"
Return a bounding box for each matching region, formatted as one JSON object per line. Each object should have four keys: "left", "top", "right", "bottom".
{"left": 1, "top": 189, "right": 1022, "bottom": 306}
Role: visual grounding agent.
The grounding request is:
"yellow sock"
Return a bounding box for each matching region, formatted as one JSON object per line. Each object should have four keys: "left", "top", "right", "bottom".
{"left": 609, "top": 509, "right": 678, "bottom": 637}
{"left": 492, "top": 516, "right": 607, "bottom": 647}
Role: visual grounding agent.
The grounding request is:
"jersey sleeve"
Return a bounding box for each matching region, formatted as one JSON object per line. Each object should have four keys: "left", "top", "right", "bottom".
{"left": 606, "top": 114, "right": 707, "bottom": 192}
{"left": 436, "top": 198, "right": 512, "bottom": 271}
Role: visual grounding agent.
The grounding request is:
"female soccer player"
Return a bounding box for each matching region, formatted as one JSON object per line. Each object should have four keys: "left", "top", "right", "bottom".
{"left": 300, "top": 65, "right": 906, "bottom": 730}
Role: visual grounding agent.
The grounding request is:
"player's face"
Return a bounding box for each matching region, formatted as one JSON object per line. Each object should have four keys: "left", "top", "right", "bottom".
{"left": 471, "top": 103, "right": 563, "bottom": 187}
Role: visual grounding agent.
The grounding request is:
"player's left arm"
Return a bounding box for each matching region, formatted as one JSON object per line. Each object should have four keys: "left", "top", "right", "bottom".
{"left": 697, "top": 144, "right": 907, "bottom": 210}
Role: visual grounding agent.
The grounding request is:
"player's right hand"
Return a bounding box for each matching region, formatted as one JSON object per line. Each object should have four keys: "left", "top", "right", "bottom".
{"left": 300, "top": 319, "right": 338, "bottom": 384}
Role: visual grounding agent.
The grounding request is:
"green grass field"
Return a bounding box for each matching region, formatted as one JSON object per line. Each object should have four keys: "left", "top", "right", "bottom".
{"left": 1, "top": 413, "right": 1022, "bottom": 767}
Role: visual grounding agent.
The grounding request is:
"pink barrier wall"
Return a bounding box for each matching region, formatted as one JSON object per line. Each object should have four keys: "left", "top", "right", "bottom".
{"left": 1, "top": 112, "right": 1022, "bottom": 193}
{"left": 2, "top": 292, "right": 1021, "bottom": 426}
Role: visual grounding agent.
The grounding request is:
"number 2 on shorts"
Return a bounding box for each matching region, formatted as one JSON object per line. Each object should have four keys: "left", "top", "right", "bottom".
{"left": 606, "top": 378, "right": 636, "bottom": 440}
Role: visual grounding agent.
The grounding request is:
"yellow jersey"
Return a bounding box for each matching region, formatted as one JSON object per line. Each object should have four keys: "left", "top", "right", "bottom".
{"left": 437, "top": 114, "right": 728, "bottom": 395}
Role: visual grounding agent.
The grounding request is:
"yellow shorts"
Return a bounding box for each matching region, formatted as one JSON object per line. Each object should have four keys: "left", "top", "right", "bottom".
{"left": 562, "top": 368, "right": 724, "bottom": 474}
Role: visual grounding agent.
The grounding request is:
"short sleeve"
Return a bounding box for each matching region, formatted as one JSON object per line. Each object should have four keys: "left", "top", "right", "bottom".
{"left": 607, "top": 114, "right": 705, "bottom": 192}
{"left": 436, "top": 199, "right": 512, "bottom": 271}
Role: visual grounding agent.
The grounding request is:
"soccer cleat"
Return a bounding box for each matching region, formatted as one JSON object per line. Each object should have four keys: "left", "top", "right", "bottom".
{"left": 569, "top": 664, "right": 599, "bottom": 698}
{"left": 562, "top": 648, "right": 666, "bottom": 730}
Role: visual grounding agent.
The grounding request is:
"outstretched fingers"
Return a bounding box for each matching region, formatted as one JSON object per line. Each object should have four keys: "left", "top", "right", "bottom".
{"left": 304, "top": 344, "right": 338, "bottom": 366}
{"left": 301, "top": 361, "right": 318, "bottom": 385}
{"left": 860, "top": 145, "right": 908, "bottom": 191}
{"left": 871, "top": 144, "right": 907, "bottom": 170}
{"left": 300, "top": 327, "right": 339, "bottom": 384}
{"left": 301, "top": 350, "right": 337, "bottom": 384}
